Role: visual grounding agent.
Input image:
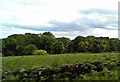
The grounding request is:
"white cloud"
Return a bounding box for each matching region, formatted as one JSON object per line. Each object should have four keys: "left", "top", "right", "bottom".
{"left": 92, "top": 28, "right": 118, "bottom": 38}
{"left": 0, "top": 0, "right": 118, "bottom": 39}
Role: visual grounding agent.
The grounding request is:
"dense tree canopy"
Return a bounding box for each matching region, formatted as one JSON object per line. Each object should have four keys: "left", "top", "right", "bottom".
{"left": 1, "top": 32, "right": 120, "bottom": 56}
{"left": 42, "top": 32, "right": 55, "bottom": 37}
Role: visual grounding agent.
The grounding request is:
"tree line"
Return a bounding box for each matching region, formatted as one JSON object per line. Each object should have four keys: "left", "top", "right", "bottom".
{"left": 1, "top": 32, "right": 120, "bottom": 56}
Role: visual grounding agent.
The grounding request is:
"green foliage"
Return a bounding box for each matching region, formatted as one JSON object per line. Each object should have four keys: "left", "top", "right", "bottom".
{"left": 2, "top": 37, "right": 17, "bottom": 56}
{"left": 78, "top": 41, "right": 89, "bottom": 52}
{"left": 2, "top": 32, "right": 120, "bottom": 56}
{"left": 57, "top": 37, "right": 70, "bottom": 53}
{"left": 33, "top": 49, "right": 48, "bottom": 55}
{"left": 16, "top": 45, "right": 25, "bottom": 56}
{"left": 53, "top": 41, "right": 65, "bottom": 54}
{"left": 24, "top": 44, "right": 38, "bottom": 55}
{"left": 75, "top": 68, "right": 118, "bottom": 80}
{"left": 35, "top": 34, "right": 57, "bottom": 54}
{"left": 42, "top": 32, "right": 54, "bottom": 37}
{"left": 24, "top": 33, "right": 38, "bottom": 45}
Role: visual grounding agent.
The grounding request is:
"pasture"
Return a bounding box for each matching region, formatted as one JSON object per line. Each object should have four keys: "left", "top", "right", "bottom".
{"left": 2, "top": 52, "right": 119, "bottom": 80}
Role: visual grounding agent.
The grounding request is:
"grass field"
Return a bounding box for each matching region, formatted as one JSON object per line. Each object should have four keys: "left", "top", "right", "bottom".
{"left": 2, "top": 52, "right": 119, "bottom": 80}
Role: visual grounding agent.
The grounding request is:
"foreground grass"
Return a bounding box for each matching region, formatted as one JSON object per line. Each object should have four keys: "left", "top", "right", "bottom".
{"left": 2, "top": 52, "right": 119, "bottom": 80}
{"left": 75, "top": 67, "right": 119, "bottom": 80}
{"left": 2, "top": 52, "right": 118, "bottom": 73}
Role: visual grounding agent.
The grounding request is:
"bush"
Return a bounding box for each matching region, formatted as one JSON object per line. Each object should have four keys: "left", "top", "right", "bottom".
{"left": 33, "top": 49, "right": 48, "bottom": 55}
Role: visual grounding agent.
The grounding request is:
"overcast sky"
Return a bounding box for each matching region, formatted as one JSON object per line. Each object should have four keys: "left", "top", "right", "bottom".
{"left": 0, "top": 0, "right": 119, "bottom": 39}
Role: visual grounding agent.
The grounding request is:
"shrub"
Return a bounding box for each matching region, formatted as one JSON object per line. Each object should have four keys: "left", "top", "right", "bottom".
{"left": 33, "top": 49, "right": 48, "bottom": 55}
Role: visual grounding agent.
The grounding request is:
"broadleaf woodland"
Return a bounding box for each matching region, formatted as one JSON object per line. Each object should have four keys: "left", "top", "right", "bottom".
{"left": 1, "top": 32, "right": 120, "bottom": 56}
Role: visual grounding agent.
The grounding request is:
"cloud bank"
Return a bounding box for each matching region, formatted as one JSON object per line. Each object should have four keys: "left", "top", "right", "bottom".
{"left": 0, "top": 0, "right": 118, "bottom": 39}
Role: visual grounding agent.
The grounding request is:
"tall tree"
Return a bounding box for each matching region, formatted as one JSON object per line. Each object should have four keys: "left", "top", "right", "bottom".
{"left": 57, "top": 37, "right": 70, "bottom": 53}
{"left": 53, "top": 41, "right": 65, "bottom": 54}
{"left": 24, "top": 44, "right": 38, "bottom": 55}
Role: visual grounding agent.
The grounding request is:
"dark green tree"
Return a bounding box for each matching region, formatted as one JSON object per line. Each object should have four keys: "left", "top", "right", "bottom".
{"left": 2, "top": 37, "right": 17, "bottom": 56}
{"left": 78, "top": 41, "right": 89, "bottom": 52}
{"left": 24, "top": 44, "right": 38, "bottom": 55}
{"left": 53, "top": 41, "right": 65, "bottom": 54}
{"left": 42, "top": 32, "right": 54, "bottom": 37}
{"left": 35, "top": 34, "right": 57, "bottom": 53}
{"left": 57, "top": 37, "right": 70, "bottom": 53}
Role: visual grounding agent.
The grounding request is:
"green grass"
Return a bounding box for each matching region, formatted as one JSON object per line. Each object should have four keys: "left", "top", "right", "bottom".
{"left": 75, "top": 67, "right": 119, "bottom": 80}
{"left": 2, "top": 52, "right": 118, "bottom": 72}
{"left": 2, "top": 52, "right": 119, "bottom": 80}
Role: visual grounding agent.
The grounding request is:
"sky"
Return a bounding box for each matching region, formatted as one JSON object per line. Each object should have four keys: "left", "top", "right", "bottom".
{"left": 0, "top": 0, "right": 119, "bottom": 39}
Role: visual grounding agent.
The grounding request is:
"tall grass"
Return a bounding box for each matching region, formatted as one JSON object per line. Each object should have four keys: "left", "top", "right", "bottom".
{"left": 2, "top": 52, "right": 119, "bottom": 80}
{"left": 2, "top": 52, "right": 118, "bottom": 72}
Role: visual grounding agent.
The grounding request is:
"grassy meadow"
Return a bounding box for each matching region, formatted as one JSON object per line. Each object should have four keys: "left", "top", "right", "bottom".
{"left": 2, "top": 52, "right": 117, "bottom": 70}
{"left": 2, "top": 52, "right": 119, "bottom": 80}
